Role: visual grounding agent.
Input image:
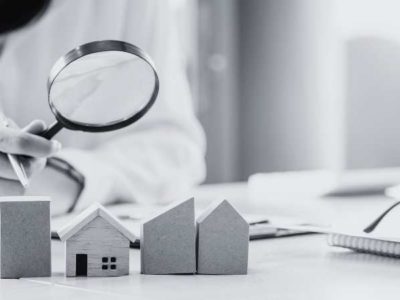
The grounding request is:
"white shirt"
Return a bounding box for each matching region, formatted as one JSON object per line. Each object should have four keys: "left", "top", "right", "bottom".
{"left": 0, "top": 0, "right": 206, "bottom": 209}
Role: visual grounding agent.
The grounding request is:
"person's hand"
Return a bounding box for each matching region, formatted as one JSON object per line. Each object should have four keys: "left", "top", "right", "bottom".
{"left": 0, "top": 119, "right": 61, "bottom": 186}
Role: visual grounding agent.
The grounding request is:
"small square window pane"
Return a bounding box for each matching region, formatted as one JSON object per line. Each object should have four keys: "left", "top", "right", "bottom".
{"left": 111, "top": 257, "right": 116, "bottom": 262}
{"left": 102, "top": 265, "right": 108, "bottom": 270}
{"left": 110, "top": 264, "right": 116, "bottom": 270}
{"left": 102, "top": 257, "right": 108, "bottom": 263}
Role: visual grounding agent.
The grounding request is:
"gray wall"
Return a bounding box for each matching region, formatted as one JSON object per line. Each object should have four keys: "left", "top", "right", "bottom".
{"left": 198, "top": 0, "right": 400, "bottom": 183}
{"left": 238, "top": 0, "right": 342, "bottom": 178}
{"left": 198, "top": 0, "right": 240, "bottom": 183}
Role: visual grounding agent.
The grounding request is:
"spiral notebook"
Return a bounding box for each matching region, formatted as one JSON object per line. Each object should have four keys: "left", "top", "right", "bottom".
{"left": 269, "top": 223, "right": 400, "bottom": 258}
{"left": 327, "top": 232, "right": 400, "bottom": 258}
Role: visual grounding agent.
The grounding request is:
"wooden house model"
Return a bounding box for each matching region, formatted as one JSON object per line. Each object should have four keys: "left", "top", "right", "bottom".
{"left": 57, "top": 203, "right": 136, "bottom": 277}
{"left": 196, "top": 200, "right": 249, "bottom": 275}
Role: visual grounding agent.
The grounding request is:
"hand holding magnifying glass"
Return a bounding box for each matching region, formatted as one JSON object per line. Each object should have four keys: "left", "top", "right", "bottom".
{"left": 10, "top": 40, "right": 159, "bottom": 187}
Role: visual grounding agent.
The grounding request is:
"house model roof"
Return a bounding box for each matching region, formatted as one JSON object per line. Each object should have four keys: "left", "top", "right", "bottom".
{"left": 196, "top": 199, "right": 247, "bottom": 224}
{"left": 57, "top": 203, "right": 136, "bottom": 242}
{"left": 141, "top": 197, "right": 195, "bottom": 225}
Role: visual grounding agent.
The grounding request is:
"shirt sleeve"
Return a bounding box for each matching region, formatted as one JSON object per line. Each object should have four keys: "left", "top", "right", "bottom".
{"left": 55, "top": 0, "right": 206, "bottom": 211}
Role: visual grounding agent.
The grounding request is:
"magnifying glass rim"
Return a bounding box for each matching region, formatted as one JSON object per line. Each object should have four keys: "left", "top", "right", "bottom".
{"left": 47, "top": 40, "right": 159, "bottom": 132}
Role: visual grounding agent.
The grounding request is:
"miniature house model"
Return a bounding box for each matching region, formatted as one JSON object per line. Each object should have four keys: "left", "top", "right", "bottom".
{"left": 141, "top": 198, "right": 196, "bottom": 274}
{"left": 0, "top": 196, "right": 51, "bottom": 279}
{"left": 57, "top": 203, "right": 136, "bottom": 277}
{"left": 196, "top": 200, "right": 249, "bottom": 275}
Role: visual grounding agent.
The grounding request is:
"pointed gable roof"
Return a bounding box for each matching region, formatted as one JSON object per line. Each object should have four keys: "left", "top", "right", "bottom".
{"left": 57, "top": 203, "right": 136, "bottom": 242}
{"left": 196, "top": 199, "right": 247, "bottom": 225}
{"left": 142, "top": 197, "right": 194, "bottom": 226}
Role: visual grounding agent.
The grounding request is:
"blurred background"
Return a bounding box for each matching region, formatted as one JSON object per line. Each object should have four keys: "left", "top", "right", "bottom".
{"left": 178, "top": 0, "right": 400, "bottom": 183}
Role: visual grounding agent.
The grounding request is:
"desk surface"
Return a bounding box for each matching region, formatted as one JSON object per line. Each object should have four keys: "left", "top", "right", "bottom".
{"left": 2, "top": 183, "right": 400, "bottom": 300}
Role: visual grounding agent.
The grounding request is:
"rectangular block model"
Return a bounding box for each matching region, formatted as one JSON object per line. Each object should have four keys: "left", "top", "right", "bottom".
{"left": 0, "top": 196, "right": 51, "bottom": 279}
{"left": 141, "top": 198, "right": 196, "bottom": 274}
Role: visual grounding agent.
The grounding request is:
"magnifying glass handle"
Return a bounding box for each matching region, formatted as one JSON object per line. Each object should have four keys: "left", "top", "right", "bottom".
{"left": 40, "top": 121, "right": 63, "bottom": 140}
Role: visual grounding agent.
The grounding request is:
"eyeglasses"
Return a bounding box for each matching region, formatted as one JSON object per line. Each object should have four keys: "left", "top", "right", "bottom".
{"left": 363, "top": 201, "right": 400, "bottom": 233}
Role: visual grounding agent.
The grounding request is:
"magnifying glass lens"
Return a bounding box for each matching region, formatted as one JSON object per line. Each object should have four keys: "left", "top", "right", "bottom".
{"left": 49, "top": 51, "right": 156, "bottom": 126}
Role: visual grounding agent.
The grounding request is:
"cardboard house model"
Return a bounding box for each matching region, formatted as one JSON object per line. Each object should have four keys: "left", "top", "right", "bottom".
{"left": 141, "top": 197, "right": 196, "bottom": 274}
{"left": 196, "top": 200, "right": 249, "bottom": 275}
{"left": 57, "top": 203, "right": 136, "bottom": 277}
{"left": 0, "top": 196, "right": 51, "bottom": 279}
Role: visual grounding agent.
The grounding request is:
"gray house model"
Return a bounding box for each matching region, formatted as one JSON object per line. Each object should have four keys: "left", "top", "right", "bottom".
{"left": 196, "top": 200, "right": 249, "bottom": 275}
{"left": 0, "top": 196, "right": 51, "bottom": 279}
{"left": 141, "top": 198, "right": 196, "bottom": 274}
{"left": 57, "top": 203, "right": 136, "bottom": 277}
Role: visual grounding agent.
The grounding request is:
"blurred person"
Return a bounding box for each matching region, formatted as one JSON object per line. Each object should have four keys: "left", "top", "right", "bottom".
{"left": 0, "top": 0, "right": 206, "bottom": 214}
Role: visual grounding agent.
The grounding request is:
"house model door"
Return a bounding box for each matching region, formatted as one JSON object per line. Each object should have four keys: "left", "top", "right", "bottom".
{"left": 76, "top": 254, "right": 88, "bottom": 276}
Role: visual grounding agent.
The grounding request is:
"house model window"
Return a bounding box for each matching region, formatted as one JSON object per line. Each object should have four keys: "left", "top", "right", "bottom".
{"left": 102, "top": 257, "right": 117, "bottom": 270}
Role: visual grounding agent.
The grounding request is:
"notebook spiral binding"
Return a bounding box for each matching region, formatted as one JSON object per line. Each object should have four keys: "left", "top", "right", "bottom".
{"left": 328, "top": 233, "right": 400, "bottom": 258}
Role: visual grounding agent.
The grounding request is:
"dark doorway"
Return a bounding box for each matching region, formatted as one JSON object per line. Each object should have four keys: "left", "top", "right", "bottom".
{"left": 76, "top": 254, "right": 88, "bottom": 276}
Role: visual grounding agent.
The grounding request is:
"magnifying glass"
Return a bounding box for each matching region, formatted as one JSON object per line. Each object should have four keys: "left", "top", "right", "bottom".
{"left": 9, "top": 40, "right": 159, "bottom": 187}
{"left": 40, "top": 40, "right": 159, "bottom": 139}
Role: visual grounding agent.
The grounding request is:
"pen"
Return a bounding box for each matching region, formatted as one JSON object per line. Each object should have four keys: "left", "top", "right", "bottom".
{"left": 0, "top": 115, "right": 29, "bottom": 188}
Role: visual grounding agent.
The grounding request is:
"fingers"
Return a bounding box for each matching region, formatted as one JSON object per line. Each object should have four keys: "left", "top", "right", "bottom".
{"left": 0, "top": 153, "right": 46, "bottom": 180}
{"left": 0, "top": 119, "right": 56, "bottom": 182}
{"left": 0, "top": 126, "right": 61, "bottom": 157}
{"left": 23, "top": 120, "right": 47, "bottom": 134}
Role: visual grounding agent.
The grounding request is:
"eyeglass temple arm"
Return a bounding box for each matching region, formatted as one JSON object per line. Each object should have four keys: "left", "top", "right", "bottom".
{"left": 363, "top": 201, "right": 400, "bottom": 233}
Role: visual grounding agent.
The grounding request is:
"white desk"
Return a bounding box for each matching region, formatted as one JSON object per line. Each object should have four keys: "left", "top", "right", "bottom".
{"left": 2, "top": 183, "right": 400, "bottom": 300}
